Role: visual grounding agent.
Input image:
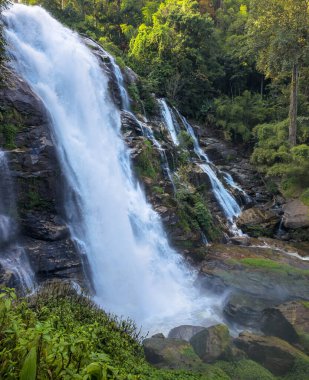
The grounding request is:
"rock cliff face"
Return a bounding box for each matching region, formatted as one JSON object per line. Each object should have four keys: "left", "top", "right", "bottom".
{"left": 0, "top": 67, "right": 85, "bottom": 288}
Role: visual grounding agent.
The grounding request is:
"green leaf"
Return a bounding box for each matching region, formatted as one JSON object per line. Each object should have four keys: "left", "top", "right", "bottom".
{"left": 20, "top": 347, "right": 37, "bottom": 380}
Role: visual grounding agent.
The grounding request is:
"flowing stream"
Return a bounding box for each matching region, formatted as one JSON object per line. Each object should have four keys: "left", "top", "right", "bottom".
{"left": 0, "top": 151, "right": 35, "bottom": 292}
{"left": 4, "top": 4, "right": 225, "bottom": 332}
{"left": 164, "top": 104, "right": 243, "bottom": 232}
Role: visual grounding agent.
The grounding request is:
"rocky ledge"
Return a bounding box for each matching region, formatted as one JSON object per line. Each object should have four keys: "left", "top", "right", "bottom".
{"left": 198, "top": 240, "right": 309, "bottom": 329}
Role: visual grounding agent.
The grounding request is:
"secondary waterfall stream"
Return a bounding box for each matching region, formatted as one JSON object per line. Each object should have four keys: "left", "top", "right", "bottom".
{"left": 4, "top": 4, "right": 224, "bottom": 332}
{"left": 0, "top": 150, "right": 35, "bottom": 292}
{"left": 162, "top": 102, "right": 244, "bottom": 234}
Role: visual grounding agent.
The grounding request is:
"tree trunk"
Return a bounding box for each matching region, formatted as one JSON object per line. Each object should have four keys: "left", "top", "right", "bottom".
{"left": 289, "top": 63, "right": 298, "bottom": 147}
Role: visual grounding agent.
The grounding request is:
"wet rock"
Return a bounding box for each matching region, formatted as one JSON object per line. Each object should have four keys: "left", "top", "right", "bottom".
{"left": 0, "top": 263, "right": 19, "bottom": 288}
{"left": 83, "top": 37, "right": 123, "bottom": 108}
{"left": 168, "top": 325, "right": 205, "bottom": 342}
{"left": 0, "top": 68, "right": 85, "bottom": 287}
{"left": 187, "top": 165, "right": 212, "bottom": 190}
{"left": 24, "top": 237, "right": 84, "bottom": 283}
{"left": 234, "top": 332, "right": 307, "bottom": 376}
{"left": 283, "top": 199, "right": 309, "bottom": 229}
{"left": 237, "top": 207, "right": 279, "bottom": 237}
{"left": 189, "top": 324, "right": 231, "bottom": 363}
{"left": 224, "top": 292, "right": 276, "bottom": 328}
{"left": 262, "top": 301, "right": 309, "bottom": 354}
{"left": 21, "top": 212, "right": 69, "bottom": 241}
{"left": 121, "top": 111, "right": 144, "bottom": 137}
{"left": 143, "top": 337, "right": 203, "bottom": 370}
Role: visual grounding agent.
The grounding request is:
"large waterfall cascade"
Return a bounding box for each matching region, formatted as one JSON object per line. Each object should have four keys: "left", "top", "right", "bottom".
{"left": 4, "top": 4, "right": 225, "bottom": 332}
{"left": 0, "top": 150, "right": 35, "bottom": 292}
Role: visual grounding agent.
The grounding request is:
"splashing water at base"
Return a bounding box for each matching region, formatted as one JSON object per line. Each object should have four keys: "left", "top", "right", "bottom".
{"left": 4, "top": 4, "right": 225, "bottom": 333}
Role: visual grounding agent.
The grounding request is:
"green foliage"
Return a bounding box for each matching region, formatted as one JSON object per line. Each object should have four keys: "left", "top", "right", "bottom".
{"left": 301, "top": 189, "right": 309, "bottom": 207}
{"left": 215, "top": 91, "right": 267, "bottom": 142}
{"left": 135, "top": 140, "right": 160, "bottom": 179}
{"left": 0, "top": 285, "right": 145, "bottom": 379}
{"left": 175, "top": 188, "right": 219, "bottom": 241}
{"left": 283, "top": 357, "right": 309, "bottom": 380}
{"left": 20, "top": 347, "right": 37, "bottom": 380}
{"left": 215, "top": 359, "right": 275, "bottom": 380}
{"left": 179, "top": 131, "right": 194, "bottom": 150}
{"left": 251, "top": 118, "right": 309, "bottom": 197}
{"left": 129, "top": 0, "right": 222, "bottom": 117}
{"left": 247, "top": 0, "right": 308, "bottom": 79}
{"left": 240, "top": 258, "right": 309, "bottom": 277}
{"left": 0, "top": 123, "right": 18, "bottom": 149}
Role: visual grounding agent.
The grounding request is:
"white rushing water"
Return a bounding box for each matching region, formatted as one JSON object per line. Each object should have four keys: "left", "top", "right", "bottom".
{"left": 83, "top": 37, "right": 130, "bottom": 111}
{"left": 4, "top": 4, "right": 225, "bottom": 331}
{"left": 0, "top": 150, "right": 35, "bottom": 292}
{"left": 174, "top": 110, "right": 243, "bottom": 228}
{"left": 158, "top": 99, "right": 180, "bottom": 146}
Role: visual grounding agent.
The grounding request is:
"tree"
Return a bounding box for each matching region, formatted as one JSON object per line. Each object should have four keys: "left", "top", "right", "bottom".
{"left": 129, "top": 0, "right": 222, "bottom": 117}
{"left": 247, "top": 0, "right": 309, "bottom": 146}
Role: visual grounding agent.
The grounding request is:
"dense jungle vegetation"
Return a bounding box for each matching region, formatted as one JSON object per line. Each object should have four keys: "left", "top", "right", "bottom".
{"left": 0, "top": 1, "right": 308, "bottom": 379}
{"left": 17, "top": 0, "right": 309, "bottom": 206}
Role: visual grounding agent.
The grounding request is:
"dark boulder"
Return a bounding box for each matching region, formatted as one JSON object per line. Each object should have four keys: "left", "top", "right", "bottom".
{"left": 234, "top": 332, "right": 308, "bottom": 376}
{"left": 189, "top": 324, "right": 231, "bottom": 363}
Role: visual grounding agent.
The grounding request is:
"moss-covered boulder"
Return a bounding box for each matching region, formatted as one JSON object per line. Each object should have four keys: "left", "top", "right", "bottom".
{"left": 234, "top": 332, "right": 309, "bottom": 376}
{"left": 143, "top": 336, "right": 204, "bottom": 370}
{"left": 261, "top": 301, "right": 309, "bottom": 354}
{"left": 190, "top": 324, "right": 231, "bottom": 363}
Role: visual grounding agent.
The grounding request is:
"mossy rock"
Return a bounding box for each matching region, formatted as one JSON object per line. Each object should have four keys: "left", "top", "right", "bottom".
{"left": 262, "top": 301, "right": 309, "bottom": 355}
{"left": 234, "top": 332, "right": 309, "bottom": 376}
{"left": 190, "top": 324, "right": 232, "bottom": 363}
{"left": 143, "top": 336, "right": 205, "bottom": 370}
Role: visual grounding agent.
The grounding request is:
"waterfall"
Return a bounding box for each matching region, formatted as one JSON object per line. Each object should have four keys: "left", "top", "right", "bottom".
{"left": 176, "top": 111, "right": 243, "bottom": 229}
{"left": 83, "top": 37, "right": 130, "bottom": 111}
{"left": 4, "top": 4, "right": 224, "bottom": 331}
{"left": 223, "top": 172, "right": 251, "bottom": 205}
{"left": 175, "top": 108, "right": 209, "bottom": 162}
{"left": 106, "top": 52, "right": 130, "bottom": 111}
{"left": 0, "top": 151, "right": 35, "bottom": 293}
{"left": 158, "top": 99, "right": 180, "bottom": 146}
